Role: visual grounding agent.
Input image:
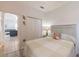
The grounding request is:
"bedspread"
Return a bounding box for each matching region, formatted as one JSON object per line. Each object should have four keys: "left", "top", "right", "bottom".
{"left": 25, "top": 37, "right": 75, "bottom": 57}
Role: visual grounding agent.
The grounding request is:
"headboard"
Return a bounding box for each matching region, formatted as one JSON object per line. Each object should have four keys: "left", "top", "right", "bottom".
{"left": 51, "top": 24, "right": 77, "bottom": 38}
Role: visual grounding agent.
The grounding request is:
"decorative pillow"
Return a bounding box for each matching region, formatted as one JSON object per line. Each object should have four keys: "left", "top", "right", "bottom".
{"left": 52, "top": 32, "right": 61, "bottom": 40}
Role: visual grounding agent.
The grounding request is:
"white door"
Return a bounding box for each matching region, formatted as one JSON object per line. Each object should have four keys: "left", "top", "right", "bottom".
{"left": 25, "top": 17, "right": 42, "bottom": 41}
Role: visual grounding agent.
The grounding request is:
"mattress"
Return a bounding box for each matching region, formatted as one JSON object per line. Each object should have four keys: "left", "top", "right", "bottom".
{"left": 25, "top": 37, "right": 75, "bottom": 57}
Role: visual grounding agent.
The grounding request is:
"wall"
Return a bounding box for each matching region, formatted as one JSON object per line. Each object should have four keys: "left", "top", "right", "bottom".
{"left": 43, "top": 2, "right": 79, "bottom": 54}
{"left": 0, "top": 12, "right": 4, "bottom": 43}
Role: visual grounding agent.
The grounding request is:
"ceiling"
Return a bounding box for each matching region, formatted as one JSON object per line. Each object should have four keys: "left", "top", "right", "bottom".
{"left": 25, "top": 1, "right": 69, "bottom": 12}
{"left": 0, "top": 1, "right": 70, "bottom": 13}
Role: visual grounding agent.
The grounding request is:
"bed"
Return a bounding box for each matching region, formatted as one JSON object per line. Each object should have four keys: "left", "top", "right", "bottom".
{"left": 25, "top": 24, "right": 76, "bottom": 57}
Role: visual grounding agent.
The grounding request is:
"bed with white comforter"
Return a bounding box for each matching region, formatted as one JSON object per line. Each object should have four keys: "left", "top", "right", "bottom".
{"left": 25, "top": 36, "right": 76, "bottom": 57}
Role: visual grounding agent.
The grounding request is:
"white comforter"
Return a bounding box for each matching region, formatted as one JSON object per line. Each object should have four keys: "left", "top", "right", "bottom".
{"left": 25, "top": 37, "right": 75, "bottom": 57}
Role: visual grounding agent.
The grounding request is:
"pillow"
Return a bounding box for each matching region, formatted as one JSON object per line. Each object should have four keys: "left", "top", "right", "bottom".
{"left": 61, "top": 34, "right": 76, "bottom": 45}
{"left": 52, "top": 32, "right": 61, "bottom": 40}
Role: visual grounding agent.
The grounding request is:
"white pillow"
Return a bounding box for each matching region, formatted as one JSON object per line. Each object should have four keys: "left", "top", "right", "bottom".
{"left": 61, "top": 34, "right": 76, "bottom": 45}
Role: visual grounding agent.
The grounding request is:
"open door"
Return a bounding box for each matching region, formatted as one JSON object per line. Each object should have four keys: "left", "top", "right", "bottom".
{"left": 0, "top": 12, "right": 19, "bottom": 57}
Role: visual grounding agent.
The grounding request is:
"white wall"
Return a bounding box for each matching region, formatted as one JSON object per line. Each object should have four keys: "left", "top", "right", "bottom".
{"left": 0, "top": 12, "right": 4, "bottom": 43}
{"left": 43, "top": 2, "right": 79, "bottom": 54}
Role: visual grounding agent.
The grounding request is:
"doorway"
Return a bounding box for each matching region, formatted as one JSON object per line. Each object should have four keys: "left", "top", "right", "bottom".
{"left": 0, "top": 12, "right": 19, "bottom": 57}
